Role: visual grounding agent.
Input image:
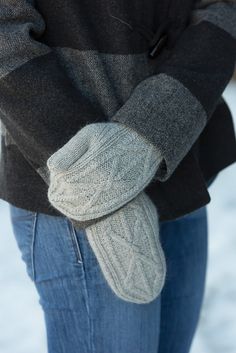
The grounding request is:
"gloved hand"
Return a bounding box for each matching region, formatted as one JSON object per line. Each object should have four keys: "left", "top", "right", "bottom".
{"left": 46, "top": 121, "right": 163, "bottom": 223}
{"left": 46, "top": 121, "right": 166, "bottom": 304}
{"left": 83, "top": 190, "right": 166, "bottom": 304}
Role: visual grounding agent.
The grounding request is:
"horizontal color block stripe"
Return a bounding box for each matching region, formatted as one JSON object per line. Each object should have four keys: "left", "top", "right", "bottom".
{"left": 1, "top": 0, "right": 236, "bottom": 223}
{"left": 52, "top": 47, "right": 163, "bottom": 117}
{"left": 0, "top": 0, "right": 50, "bottom": 78}
{"left": 34, "top": 0, "right": 164, "bottom": 53}
{"left": 0, "top": 47, "right": 172, "bottom": 171}
{"left": 191, "top": 1, "right": 236, "bottom": 39}
{"left": 110, "top": 73, "right": 207, "bottom": 182}
{"left": 194, "top": 0, "right": 235, "bottom": 10}
{"left": 0, "top": 52, "right": 104, "bottom": 168}
{"left": 157, "top": 20, "right": 236, "bottom": 117}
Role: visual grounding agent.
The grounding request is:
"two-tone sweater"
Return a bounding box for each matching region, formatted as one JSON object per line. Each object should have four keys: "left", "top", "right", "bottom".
{"left": 0, "top": 0, "right": 236, "bottom": 222}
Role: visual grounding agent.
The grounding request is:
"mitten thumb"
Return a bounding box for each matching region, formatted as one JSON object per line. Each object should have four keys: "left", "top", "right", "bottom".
{"left": 47, "top": 123, "right": 92, "bottom": 173}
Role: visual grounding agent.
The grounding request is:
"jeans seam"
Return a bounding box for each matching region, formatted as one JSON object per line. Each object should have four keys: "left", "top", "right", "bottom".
{"left": 67, "top": 221, "right": 94, "bottom": 352}
{"left": 72, "top": 226, "right": 95, "bottom": 353}
{"left": 31, "top": 212, "right": 38, "bottom": 281}
{"left": 84, "top": 269, "right": 95, "bottom": 353}
{"left": 67, "top": 220, "right": 84, "bottom": 264}
{"left": 71, "top": 224, "right": 83, "bottom": 264}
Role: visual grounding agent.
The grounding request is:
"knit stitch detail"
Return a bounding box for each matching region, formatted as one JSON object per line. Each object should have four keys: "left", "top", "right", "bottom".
{"left": 47, "top": 122, "right": 163, "bottom": 221}
{"left": 85, "top": 191, "right": 166, "bottom": 304}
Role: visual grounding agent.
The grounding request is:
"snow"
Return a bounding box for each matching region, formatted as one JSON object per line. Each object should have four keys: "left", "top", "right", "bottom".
{"left": 0, "top": 81, "right": 236, "bottom": 353}
{"left": 191, "top": 80, "right": 236, "bottom": 353}
{"left": 0, "top": 202, "right": 47, "bottom": 353}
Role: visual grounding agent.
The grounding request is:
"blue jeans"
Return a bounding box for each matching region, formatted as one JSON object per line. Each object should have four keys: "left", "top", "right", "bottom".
{"left": 9, "top": 203, "right": 208, "bottom": 353}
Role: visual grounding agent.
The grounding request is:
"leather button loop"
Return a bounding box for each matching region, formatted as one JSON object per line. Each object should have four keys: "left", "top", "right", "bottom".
{"left": 148, "top": 33, "right": 168, "bottom": 58}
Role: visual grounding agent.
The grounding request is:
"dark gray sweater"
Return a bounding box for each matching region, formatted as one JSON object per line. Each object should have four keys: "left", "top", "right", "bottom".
{"left": 0, "top": 0, "right": 236, "bottom": 222}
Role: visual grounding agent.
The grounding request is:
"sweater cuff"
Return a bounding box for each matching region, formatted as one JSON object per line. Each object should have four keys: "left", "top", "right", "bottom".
{"left": 110, "top": 73, "right": 207, "bottom": 181}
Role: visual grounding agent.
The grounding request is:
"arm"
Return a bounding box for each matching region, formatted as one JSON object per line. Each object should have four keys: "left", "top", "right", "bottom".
{"left": 0, "top": 0, "right": 101, "bottom": 182}
{"left": 110, "top": 0, "right": 236, "bottom": 181}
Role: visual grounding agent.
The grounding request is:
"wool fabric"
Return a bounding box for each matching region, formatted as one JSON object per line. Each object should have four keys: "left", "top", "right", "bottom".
{"left": 85, "top": 191, "right": 166, "bottom": 304}
{"left": 0, "top": 0, "right": 236, "bottom": 221}
{"left": 47, "top": 122, "right": 163, "bottom": 223}
{"left": 46, "top": 121, "right": 166, "bottom": 303}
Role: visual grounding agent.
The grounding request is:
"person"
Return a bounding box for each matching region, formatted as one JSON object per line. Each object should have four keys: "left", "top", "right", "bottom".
{"left": 0, "top": 0, "right": 236, "bottom": 352}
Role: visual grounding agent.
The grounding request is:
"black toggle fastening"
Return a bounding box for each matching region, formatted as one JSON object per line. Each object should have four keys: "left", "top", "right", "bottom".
{"left": 148, "top": 32, "right": 168, "bottom": 59}
{"left": 130, "top": 21, "right": 169, "bottom": 59}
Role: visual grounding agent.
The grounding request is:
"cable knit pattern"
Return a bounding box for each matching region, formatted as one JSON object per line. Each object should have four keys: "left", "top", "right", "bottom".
{"left": 46, "top": 121, "right": 166, "bottom": 303}
{"left": 47, "top": 122, "right": 163, "bottom": 221}
{"left": 85, "top": 191, "right": 166, "bottom": 304}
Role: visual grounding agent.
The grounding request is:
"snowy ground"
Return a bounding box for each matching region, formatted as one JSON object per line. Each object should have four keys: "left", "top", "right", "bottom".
{"left": 191, "top": 81, "right": 236, "bottom": 353}
{"left": 0, "top": 81, "right": 236, "bottom": 353}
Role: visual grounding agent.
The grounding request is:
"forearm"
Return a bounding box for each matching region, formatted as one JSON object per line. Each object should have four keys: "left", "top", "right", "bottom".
{"left": 110, "top": 0, "right": 236, "bottom": 181}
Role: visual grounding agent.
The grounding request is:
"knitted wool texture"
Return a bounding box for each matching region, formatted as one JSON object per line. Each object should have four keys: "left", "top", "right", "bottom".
{"left": 46, "top": 121, "right": 166, "bottom": 303}
{"left": 85, "top": 191, "right": 166, "bottom": 304}
{"left": 47, "top": 122, "right": 163, "bottom": 222}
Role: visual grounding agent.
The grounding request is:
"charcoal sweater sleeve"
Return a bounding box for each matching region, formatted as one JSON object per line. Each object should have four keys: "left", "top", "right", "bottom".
{"left": 0, "top": 0, "right": 101, "bottom": 182}
{"left": 110, "top": 0, "right": 236, "bottom": 182}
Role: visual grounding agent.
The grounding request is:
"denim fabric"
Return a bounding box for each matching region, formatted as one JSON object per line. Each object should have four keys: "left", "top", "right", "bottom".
{"left": 9, "top": 202, "right": 208, "bottom": 353}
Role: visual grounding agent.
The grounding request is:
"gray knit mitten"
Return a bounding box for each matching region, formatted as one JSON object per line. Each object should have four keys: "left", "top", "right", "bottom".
{"left": 46, "top": 122, "right": 166, "bottom": 304}
{"left": 85, "top": 191, "right": 166, "bottom": 304}
{"left": 47, "top": 122, "right": 162, "bottom": 222}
